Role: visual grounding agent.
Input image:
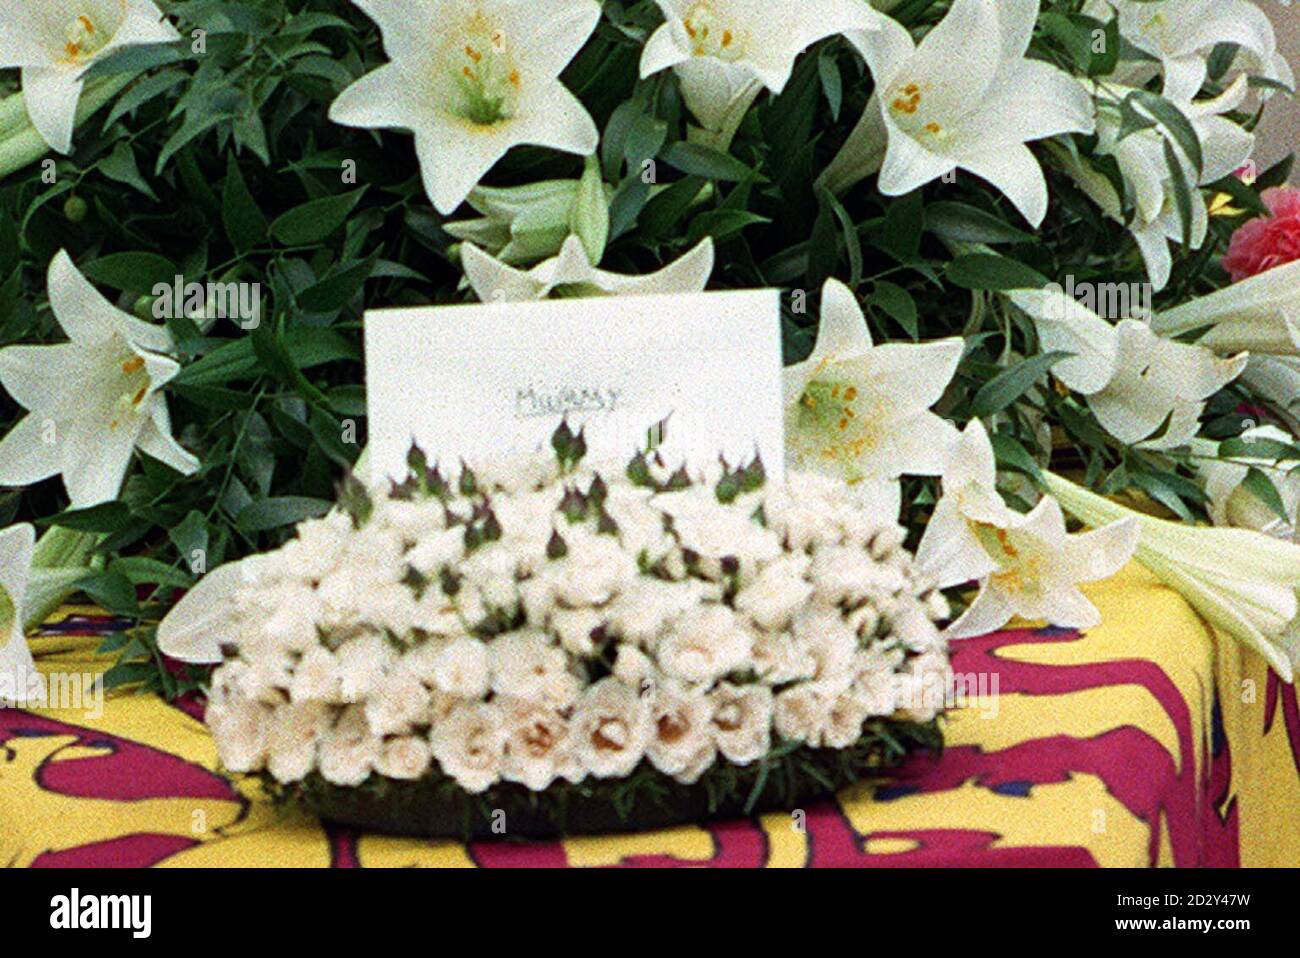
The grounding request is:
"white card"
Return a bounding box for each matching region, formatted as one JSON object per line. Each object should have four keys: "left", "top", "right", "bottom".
{"left": 364, "top": 289, "right": 784, "bottom": 484}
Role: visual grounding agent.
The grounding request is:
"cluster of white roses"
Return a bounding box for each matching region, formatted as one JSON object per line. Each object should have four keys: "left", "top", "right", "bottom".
{"left": 203, "top": 448, "right": 951, "bottom": 795}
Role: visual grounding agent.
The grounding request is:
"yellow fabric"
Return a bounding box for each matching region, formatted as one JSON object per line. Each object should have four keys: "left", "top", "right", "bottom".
{"left": 2, "top": 566, "right": 1298, "bottom": 867}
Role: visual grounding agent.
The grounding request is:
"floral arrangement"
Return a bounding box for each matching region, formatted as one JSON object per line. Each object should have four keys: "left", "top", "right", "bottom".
{"left": 2, "top": 0, "right": 1300, "bottom": 824}
{"left": 184, "top": 431, "right": 948, "bottom": 831}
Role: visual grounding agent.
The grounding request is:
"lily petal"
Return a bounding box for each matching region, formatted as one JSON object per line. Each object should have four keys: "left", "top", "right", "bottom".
{"left": 0, "top": 416, "right": 62, "bottom": 489}
{"left": 20, "top": 65, "right": 83, "bottom": 155}
{"left": 156, "top": 559, "right": 254, "bottom": 663}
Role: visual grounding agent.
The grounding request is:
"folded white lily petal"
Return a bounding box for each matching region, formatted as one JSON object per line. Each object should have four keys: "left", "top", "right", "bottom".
{"left": 0, "top": 0, "right": 179, "bottom": 154}
{"left": 1043, "top": 471, "right": 1300, "bottom": 680}
{"left": 444, "top": 179, "right": 586, "bottom": 265}
{"left": 1194, "top": 426, "right": 1300, "bottom": 536}
{"left": 1009, "top": 290, "right": 1247, "bottom": 449}
{"left": 156, "top": 559, "right": 255, "bottom": 664}
{"left": 330, "top": 0, "right": 601, "bottom": 214}
{"left": 784, "top": 279, "right": 962, "bottom": 485}
{"left": 916, "top": 420, "right": 1019, "bottom": 589}
{"left": 1067, "top": 76, "right": 1255, "bottom": 291}
{"left": 0, "top": 523, "right": 44, "bottom": 705}
{"left": 1152, "top": 260, "right": 1300, "bottom": 358}
{"left": 829, "top": 0, "right": 1092, "bottom": 225}
{"left": 461, "top": 234, "right": 715, "bottom": 301}
{"left": 0, "top": 250, "right": 199, "bottom": 508}
{"left": 1095, "top": 0, "right": 1291, "bottom": 102}
{"left": 1089, "top": 321, "right": 1247, "bottom": 450}
{"left": 1243, "top": 355, "right": 1300, "bottom": 418}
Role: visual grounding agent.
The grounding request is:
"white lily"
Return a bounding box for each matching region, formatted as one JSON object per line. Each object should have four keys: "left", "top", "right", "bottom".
{"left": 1192, "top": 425, "right": 1300, "bottom": 538}
{"left": 915, "top": 419, "right": 1026, "bottom": 589}
{"left": 1152, "top": 260, "right": 1300, "bottom": 357}
{"left": 0, "top": 250, "right": 199, "bottom": 507}
{"left": 915, "top": 420, "right": 1137, "bottom": 638}
{"left": 157, "top": 557, "right": 252, "bottom": 664}
{"left": 784, "top": 278, "right": 962, "bottom": 493}
{"left": 639, "top": 0, "right": 885, "bottom": 144}
{"left": 0, "top": 0, "right": 178, "bottom": 154}
{"left": 0, "top": 523, "right": 43, "bottom": 705}
{"left": 1244, "top": 355, "right": 1300, "bottom": 420}
{"left": 1070, "top": 77, "right": 1256, "bottom": 291}
{"left": 823, "top": 0, "right": 1094, "bottom": 227}
{"left": 1009, "top": 289, "right": 1247, "bottom": 450}
{"left": 461, "top": 233, "right": 714, "bottom": 301}
{"left": 329, "top": 0, "right": 601, "bottom": 215}
{"left": 1042, "top": 470, "right": 1300, "bottom": 680}
{"left": 444, "top": 179, "right": 589, "bottom": 265}
{"left": 1092, "top": 0, "right": 1293, "bottom": 102}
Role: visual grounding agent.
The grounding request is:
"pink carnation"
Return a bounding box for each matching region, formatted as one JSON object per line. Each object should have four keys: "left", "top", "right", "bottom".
{"left": 1222, "top": 186, "right": 1300, "bottom": 282}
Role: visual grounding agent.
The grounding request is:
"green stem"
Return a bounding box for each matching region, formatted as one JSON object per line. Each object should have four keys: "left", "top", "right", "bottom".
{"left": 0, "top": 90, "right": 30, "bottom": 140}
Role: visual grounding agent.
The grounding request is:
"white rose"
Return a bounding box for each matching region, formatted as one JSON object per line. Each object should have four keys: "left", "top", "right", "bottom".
{"left": 749, "top": 633, "right": 816, "bottom": 685}
{"left": 240, "top": 651, "right": 295, "bottom": 704}
{"left": 405, "top": 528, "right": 466, "bottom": 576}
{"left": 571, "top": 678, "right": 652, "bottom": 778}
{"left": 500, "top": 699, "right": 582, "bottom": 791}
{"left": 430, "top": 702, "right": 505, "bottom": 794}
{"left": 762, "top": 484, "right": 843, "bottom": 552}
{"left": 397, "top": 637, "right": 449, "bottom": 687}
{"left": 656, "top": 605, "right": 753, "bottom": 685}
{"left": 809, "top": 545, "right": 907, "bottom": 605}
{"left": 547, "top": 529, "right": 638, "bottom": 605}
{"left": 286, "top": 512, "right": 352, "bottom": 579}
{"left": 260, "top": 584, "right": 323, "bottom": 652}
{"left": 493, "top": 489, "right": 561, "bottom": 557}
{"left": 412, "top": 591, "right": 465, "bottom": 638}
{"left": 375, "top": 497, "right": 446, "bottom": 543}
{"left": 266, "top": 701, "right": 332, "bottom": 784}
{"left": 365, "top": 668, "right": 433, "bottom": 736}
{"left": 799, "top": 628, "right": 858, "bottom": 696}
{"left": 773, "top": 684, "right": 831, "bottom": 744}
{"left": 886, "top": 599, "right": 946, "bottom": 653}
{"left": 549, "top": 607, "right": 606, "bottom": 657}
{"left": 207, "top": 661, "right": 249, "bottom": 710}
{"left": 603, "top": 484, "right": 674, "bottom": 560}
{"left": 459, "top": 543, "right": 521, "bottom": 611}
{"left": 820, "top": 692, "right": 870, "bottom": 749}
{"left": 432, "top": 636, "right": 491, "bottom": 699}
{"left": 612, "top": 644, "right": 657, "bottom": 691}
{"left": 318, "top": 705, "right": 382, "bottom": 787}
{"left": 474, "top": 450, "right": 560, "bottom": 494}
{"left": 605, "top": 579, "right": 707, "bottom": 646}
{"left": 335, "top": 633, "right": 394, "bottom": 703}
{"left": 366, "top": 583, "right": 421, "bottom": 637}
{"left": 647, "top": 684, "right": 717, "bottom": 784}
{"left": 894, "top": 651, "right": 952, "bottom": 723}
{"left": 654, "top": 487, "right": 782, "bottom": 568}
{"left": 207, "top": 697, "right": 270, "bottom": 773}
{"left": 734, "top": 554, "right": 813, "bottom": 630}
{"left": 851, "top": 646, "right": 902, "bottom": 717}
{"left": 344, "top": 525, "right": 406, "bottom": 585}
{"left": 376, "top": 735, "right": 433, "bottom": 780}
{"left": 708, "top": 682, "right": 772, "bottom": 764}
{"left": 288, "top": 646, "right": 342, "bottom": 703}
{"left": 488, "top": 630, "right": 580, "bottom": 709}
